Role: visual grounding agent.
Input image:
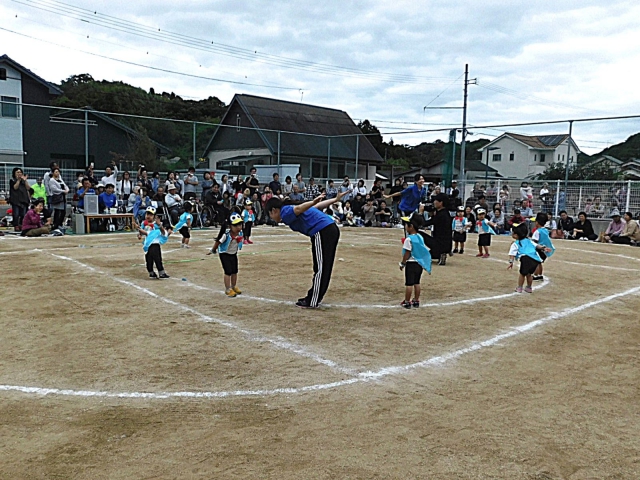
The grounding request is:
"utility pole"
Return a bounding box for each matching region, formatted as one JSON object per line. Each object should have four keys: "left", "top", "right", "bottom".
{"left": 563, "top": 120, "right": 573, "bottom": 194}
{"left": 459, "top": 64, "right": 476, "bottom": 196}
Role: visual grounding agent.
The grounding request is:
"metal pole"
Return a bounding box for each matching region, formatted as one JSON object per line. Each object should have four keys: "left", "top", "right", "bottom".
{"left": 563, "top": 120, "right": 573, "bottom": 194}
{"left": 625, "top": 180, "right": 632, "bottom": 212}
{"left": 84, "top": 109, "right": 89, "bottom": 168}
{"left": 355, "top": 135, "right": 360, "bottom": 181}
{"left": 192, "top": 122, "right": 197, "bottom": 168}
{"left": 484, "top": 149, "right": 489, "bottom": 185}
{"left": 554, "top": 180, "right": 561, "bottom": 217}
{"left": 327, "top": 137, "right": 331, "bottom": 182}
{"left": 451, "top": 130, "right": 456, "bottom": 183}
{"left": 460, "top": 63, "right": 469, "bottom": 194}
{"left": 277, "top": 131, "right": 281, "bottom": 176}
{"left": 578, "top": 186, "right": 583, "bottom": 211}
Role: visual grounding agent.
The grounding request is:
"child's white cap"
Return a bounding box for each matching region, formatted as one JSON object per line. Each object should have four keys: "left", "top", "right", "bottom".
{"left": 476, "top": 208, "right": 486, "bottom": 214}
{"left": 145, "top": 206, "right": 156, "bottom": 214}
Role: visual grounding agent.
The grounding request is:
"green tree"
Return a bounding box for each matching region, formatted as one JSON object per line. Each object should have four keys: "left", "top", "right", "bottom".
{"left": 537, "top": 162, "right": 620, "bottom": 180}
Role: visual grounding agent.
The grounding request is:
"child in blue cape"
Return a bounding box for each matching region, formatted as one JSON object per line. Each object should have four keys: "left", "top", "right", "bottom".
{"left": 174, "top": 201, "right": 193, "bottom": 249}
{"left": 507, "top": 223, "right": 550, "bottom": 293}
{"left": 138, "top": 209, "right": 172, "bottom": 279}
{"left": 399, "top": 215, "right": 432, "bottom": 308}
{"left": 452, "top": 205, "right": 471, "bottom": 254}
{"left": 531, "top": 212, "right": 555, "bottom": 281}
{"left": 207, "top": 212, "right": 244, "bottom": 297}
{"left": 475, "top": 208, "right": 498, "bottom": 258}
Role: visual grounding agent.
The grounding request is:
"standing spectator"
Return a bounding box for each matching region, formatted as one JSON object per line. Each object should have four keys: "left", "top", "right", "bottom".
{"left": 165, "top": 171, "right": 178, "bottom": 189}
{"left": 326, "top": 179, "right": 338, "bottom": 199}
{"left": 305, "top": 177, "right": 320, "bottom": 201}
{"left": 268, "top": 173, "right": 282, "bottom": 197}
{"left": 601, "top": 209, "right": 626, "bottom": 243}
{"left": 137, "top": 167, "right": 153, "bottom": 194}
{"left": 43, "top": 161, "right": 58, "bottom": 206}
{"left": 520, "top": 181, "right": 533, "bottom": 202}
{"left": 613, "top": 212, "right": 640, "bottom": 245}
{"left": 9, "top": 167, "right": 31, "bottom": 230}
{"left": 246, "top": 167, "right": 260, "bottom": 196}
{"left": 486, "top": 181, "right": 498, "bottom": 203}
{"left": 100, "top": 161, "right": 118, "bottom": 187}
{"left": 219, "top": 174, "right": 232, "bottom": 196}
{"left": 339, "top": 176, "right": 354, "bottom": 203}
{"left": 31, "top": 177, "right": 47, "bottom": 205}
{"left": 118, "top": 171, "right": 134, "bottom": 201}
{"left": 84, "top": 164, "right": 98, "bottom": 186}
{"left": 295, "top": 173, "right": 306, "bottom": 194}
{"left": 173, "top": 171, "right": 184, "bottom": 196}
{"left": 592, "top": 196, "right": 605, "bottom": 218}
{"left": 354, "top": 179, "right": 367, "bottom": 197}
{"left": 48, "top": 167, "right": 69, "bottom": 230}
{"left": 201, "top": 172, "right": 214, "bottom": 201}
{"left": 183, "top": 167, "right": 199, "bottom": 201}
{"left": 282, "top": 175, "right": 294, "bottom": 196}
{"left": 465, "top": 206, "right": 476, "bottom": 233}
{"left": 472, "top": 182, "right": 484, "bottom": 199}
{"left": 539, "top": 183, "right": 551, "bottom": 213}
{"left": 389, "top": 178, "right": 404, "bottom": 218}
{"left": 21, "top": 199, "right": 51, "bottom": 237}
{"left": 362, "top": 197, "right": 376, "bottom": 226}
{"left": 499, "top": 185, "right": 510, "bottom": 212}
{"left": 571, "top": 212, "right": 598, "bottom": 241}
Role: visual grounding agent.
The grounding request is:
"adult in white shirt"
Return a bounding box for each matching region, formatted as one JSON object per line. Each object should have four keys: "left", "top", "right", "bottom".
{"left": 100, "top": 160, "right": 118, "bottom": 188}
{"left": 183, "top": 167, "right": 199, "bottom": 201}
{"left": 165, "top": 184, "right": 183, "bottom": 224}
{"left": 354, "top": 179, "right": 367, "bottom": 197}
{"left": 117, "top": 171, "right": 134, "bottom": 200}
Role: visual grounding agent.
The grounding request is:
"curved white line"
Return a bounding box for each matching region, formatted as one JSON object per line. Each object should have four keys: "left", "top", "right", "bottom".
{"left": 3, "top": 284, "right": 638, "bottom": 400}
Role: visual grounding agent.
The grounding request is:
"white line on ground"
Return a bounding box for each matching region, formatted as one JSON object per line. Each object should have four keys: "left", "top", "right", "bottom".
{"left": 45, "top": 252, "right": 356, "bottom": 376}
{"left": 563, "top": 247, "right": 640, "bottom": 262}
{"left": 3, "top": 283, "right": 638, "bottom": 400}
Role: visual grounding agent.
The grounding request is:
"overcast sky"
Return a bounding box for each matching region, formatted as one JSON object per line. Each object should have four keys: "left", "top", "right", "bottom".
{"left": 2, "top": 0, "right": 640, "bottom": 154}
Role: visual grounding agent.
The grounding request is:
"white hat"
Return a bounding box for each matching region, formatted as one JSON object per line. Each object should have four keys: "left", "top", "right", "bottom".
{"left": 145, "top": 206, "right": 156, "bottom": 215}
{"left": 476, "top": 208, "right": 487, "bottom": 215}
{"left": 167, "top": 183, "right": 177, "bottom": 190}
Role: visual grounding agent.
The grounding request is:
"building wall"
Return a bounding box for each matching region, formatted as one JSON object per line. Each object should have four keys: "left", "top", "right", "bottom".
{"left": 0, "top": 63, "right": 23, "bottom": 164}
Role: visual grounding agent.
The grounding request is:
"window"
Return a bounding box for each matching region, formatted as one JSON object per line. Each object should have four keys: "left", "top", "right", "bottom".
{"left": 509, "top": 153, "right": 514, "bottom": 161}
{"left": 540, "top": 154, "right": 546, "bottom": 163}
{"left": 1, "top": 96, "right": 19, "bottom": 118}
{"left": 557, "top": 154, "right": 560, "bottom": 161}
{"left": 534, "top": 154, "right": 537, "bottom": 162}
{"left": 0, "top": 68, "right": 6, "bottom": 80}
{"left": 492, "top": 154, "right": 502, "bottom": 162}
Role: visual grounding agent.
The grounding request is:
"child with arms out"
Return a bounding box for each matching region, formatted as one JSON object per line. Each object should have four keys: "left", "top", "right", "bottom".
{"left": 451, "top": 205, "right": 470, "bottom": 254}
{"left": 138, "top": 208, "right": 172, "bottom": 279}
{"left": 174, "top": 201, "right": 193, "bottom": 248}
{"left": 475, "top": 208, "right": 497, "bottom": 258}
{"left": 207, "top": 212, "right": 244, "bottom": 297}
{"left": 399, "top": 215, "right": 432, "bottom": 308}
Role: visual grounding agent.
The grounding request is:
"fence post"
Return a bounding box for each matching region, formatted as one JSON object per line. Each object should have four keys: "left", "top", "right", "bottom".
{"left": 554, "top": 180, "right": 560, "bottom": 217}
{"left": 355, "top": 135, "right": 360, "bottom": 180}
{"left": 625, "top": 180, "right": 632, "bottom": 212}
{"left": 277, "top": 131, "right": 281, "bottom": 176}
{"left": 192, "top": 122, "right": 197, "bottom": 169}
{"left": 327, "top": 137, "right": 331, "bottom": 182}
{"left": 578, "top": 186, "right": 583, "bottom": 212}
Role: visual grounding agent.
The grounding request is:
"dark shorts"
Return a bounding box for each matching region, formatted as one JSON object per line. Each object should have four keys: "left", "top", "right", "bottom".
{"left": 478, "top": 233, "right": 492, "bottom": 247}
{"left": 538, "top": 250, "right": 547, "bottom": 263}
{"left": 219, "top": 252, "right": 238, "bottom": 276}
{"left": 519, "top": 255, "right": 541, "bottom": 276}
{"left": 179, "top": 226, "right": 190, "bottom": 238}
{"left": 453, "top": 231, "right": 467, "bottom": 243}
{"left": 404, "top": 262, "right": 423, "bottom": 286}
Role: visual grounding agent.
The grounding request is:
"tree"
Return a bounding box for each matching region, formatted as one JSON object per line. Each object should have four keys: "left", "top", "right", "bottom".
{"left": 357, "top": 120, "right": 383, "bottom": 156}
{"left": 128, "top": 127, "right": 164, "bottom": 171}
{"left": 537, "top": 162, "right": 620, "bottom": 181}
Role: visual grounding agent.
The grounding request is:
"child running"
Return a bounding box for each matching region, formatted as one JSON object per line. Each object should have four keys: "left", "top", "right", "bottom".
{"left": 507, "top": 223, "right": 548, "bottom": 293}
{"left": 531, "top": 212, "right": 555, "bottom": 281}
{"left": 174, "top": 201, "right": 193, "bottom": 248}
{"left": 207, "top": 212, "right": 244, "bottom": 297}
{"left": 451, "top": 205, "right": 470, "bottom": 254}
{"left": 475, "top": 208, "right": 497, "bottom": 258}
{"left": 138, "top": 209, "right": 172, "bottom": 279}
{"left": 399, "top": 215, "right": 432, "bottom": 308}
{"left": 242, "top": 199, "right": 255, "bottom": 245}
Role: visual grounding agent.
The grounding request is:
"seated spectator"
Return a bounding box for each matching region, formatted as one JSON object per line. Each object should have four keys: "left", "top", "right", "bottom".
{"left": 330, "top": 202, "right": 344, "bottom": 223}
{"left": 76, "top": 178, "right": 96, "bottom": 212}
{"left": 251, "top": 193, "right": 263, "bottom": 224}
{"left": 544, "top": 215, "right": 557, "bottom": 231}
{"left": 591, "top": 196, "right": 605, "bottom": 218}
{"left": 288, "top": 185, "right": 305, "bottom": 203}
{"left": 99, "top": 184, "right": 118, "bottom": 213}
{"left": 601, "top": 209, "right": 626, "bottom": 243}
{"left": 370, "top": 179, "right": 385, "bottom": 200}
{"left": 133, "top": 188, "right": 153, "bottom": 224}
{"left": 351, "top": 193, "right": 364, "bottom": 217}
{"left": 205, "top": 183, "right": 226, "bottom": 226}
{"left": 557, "top": 210, "right": 574, "bottom": 238}
{"left": 570, "top": 212, "right": 598, "bottom": 241}
{"left": 489, "top": 208, "right": 506, "bottom": 234}
{"left": 520, "top": 199, "right": 534, "bottom": 217}
{"left": 305, "top": 177, "right": 320, "bottom": 201}
{"left": 21, "top": 200, "right": 51, "bottom": 237}
{"left": 613, "top": 212, "right": 640, "bottom": 245}
{"left": 354, "top": 179, "right": 367, "bottom": 197}
{"left": 375, "top": 200, "right": 392, "bottom": 227}
{"left": 362, "top": 197, "right": 376, "bottom": 227}
{"left": 326, "top": 180, "right": 338, "bottom": 199}
{"left": 512, "top": 199, "right": 522, "bottom": 212}
{"left": 165, "top": 184, "right": 183, "bottom": 224}
{"left": 201, "top": 172, "right": 214, "bottom": 201}
{"left": 127, "top": 186, "right": 140, "bottom": 213}
{"left": 32, "top": 177, "right": 47, "bottom": 205}
{"left": 152, "top": 186, "right": 166, "bottom": 205}
{"left": 508, "top": 208, "right": 526, "bottom": 228}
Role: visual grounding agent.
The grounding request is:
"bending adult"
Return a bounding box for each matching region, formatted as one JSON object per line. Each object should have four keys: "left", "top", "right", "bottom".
{"left": 21, "top": 199, "right": 51, "bottom": 237}
{"left": 48, "top": 167, "right": 69, "bottom": 230}
{"left": 383, "top": 174, "right": 426, "bottom": 217}
{"left": 9, "top": 167, "right": 31, "bottom": 231}
{"left": 265, "top": 190, "right": 349, "bottom": 308}
{"left": 423, "top": 193, "right": 453, "bottom": 266}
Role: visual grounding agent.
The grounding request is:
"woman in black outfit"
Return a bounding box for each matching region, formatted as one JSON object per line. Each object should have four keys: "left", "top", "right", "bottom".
{"left": 423, "top": 193, "right": 453, "bottom": 265}
{"left": 571, "top": 211, "right": 598, "bottom": 241}
{"left": 9, "top": 167, "right": 31, "bottom": 231}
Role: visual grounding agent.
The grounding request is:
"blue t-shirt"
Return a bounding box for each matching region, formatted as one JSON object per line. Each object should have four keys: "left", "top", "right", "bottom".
{"left": 77, "top": 188, "right": 95, "bottom": 208}
{"left": 174, "top": 212, "right": 193, "bottom": 230}
{"left": 399, "top": 185, "right": 426, "bottom": 213}
{"left": 99, "top": 192, "right": 117, "bottom": 209}
{"left": 281, "top": 205, "right": 334, "bottom": 237}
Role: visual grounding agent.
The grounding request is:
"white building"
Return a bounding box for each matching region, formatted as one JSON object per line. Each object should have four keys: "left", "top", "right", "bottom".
{"left": 478, "top": 133, "right": 581, "bottom": 179}
{"left": 0, "top": 60, "right": 23, "bottom": 165}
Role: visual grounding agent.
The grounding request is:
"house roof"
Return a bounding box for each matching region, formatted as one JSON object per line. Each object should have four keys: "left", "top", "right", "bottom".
{"left": 479, "top": 132, "right": 581, "bottom": 153}
{"left": 50, "top": 107, "right": 171, "bottom": 154}
{"left": 204, "top": 94, "right": 383, "bottom": 163}
{"left": 586, "top": 154, "right": 624, "bottom": 166}
{"left": 0, "top": 54, "right": 63, "bottom": 96}
{"left": 427, "top": 158, "right": 499, "bottom": 173}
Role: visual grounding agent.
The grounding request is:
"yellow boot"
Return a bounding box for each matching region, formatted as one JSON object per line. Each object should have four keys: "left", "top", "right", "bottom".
{"left": 232, "top": 286, "right": 242, "bottom": 295}
{"left": 225, "top": 288, "right": 237, "bottom": 297}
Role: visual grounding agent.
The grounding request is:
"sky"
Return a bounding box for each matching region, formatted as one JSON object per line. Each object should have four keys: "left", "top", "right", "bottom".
{"left": 2, "top": 0, "right": 640, "bottom": 155}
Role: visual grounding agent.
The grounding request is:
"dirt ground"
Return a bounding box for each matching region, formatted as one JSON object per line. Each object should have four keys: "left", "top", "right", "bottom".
{"left": 1, "top": 226, "right": 639, "bottom": 479}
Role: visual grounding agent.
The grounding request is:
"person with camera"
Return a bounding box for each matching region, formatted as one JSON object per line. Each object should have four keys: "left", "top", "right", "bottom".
{"left": 137, "top": 165, "right": 154, "bottom": 194}
{"left": 246, "top": 167, "right": 260, "bottom": 197}
{"left": 183, "top": 167, "right": 199, "bottom": 201}
{"left": 165, "top": 183, "right": 183, "bottom": 225}
{"left": 9, "top": 167, "right": 31, "bottom": 231}
{"left": 100, "top": 160, "right": 118, "bottom": 188}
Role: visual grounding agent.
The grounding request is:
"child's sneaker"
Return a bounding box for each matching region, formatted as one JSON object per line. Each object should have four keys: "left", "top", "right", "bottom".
{"left": 475, "top": 253, "right": 484, "bottom": 257}
{"left": 183, "top": 244, "right": 191, "bottom": 249}
{"left": 532, "top": 275, "right": 544, "bottom": 281}
{"left": 149, "top": 272, "right": 158, "bottom": 279}
{"left": 515, "top": 286, "right": 523, "bottom": 293}
{"left": 438, "top": 253, "right": 447, "bottom": 265}
{"left": 524, "top": 286, "right": 533, "bottom": 293}
{"left": 459, "top": 249, "right": 464, "bottom": 254}
{"left": 482, "top": 253, "right": 490, "bottom": 258}
{"left": 452, "top": 248, "right": 458, "bottom": 254}
{"left": 401, "top": 300, "right": 412, "bottom": 309}
{"left": 225, "top": 288, "right": 237, "bottom": 297}
{"left": 243, "top": 239, "right": 249, "bottom": 245}
{"left": 411, "top": 299, "right": 420, "bottom": 308}
{"left": 232, "top": 286, "right": 242, "bottom": 295}
{"left": 246, "top": 239, "right": 254, "bottom": 244}
{"left": 159, "top": 273, "right": 170, "bottom": 279}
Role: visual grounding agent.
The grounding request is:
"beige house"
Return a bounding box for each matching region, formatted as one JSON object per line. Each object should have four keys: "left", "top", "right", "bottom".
{"left": 478, "top": 133, "right": 581, "bottom": 179}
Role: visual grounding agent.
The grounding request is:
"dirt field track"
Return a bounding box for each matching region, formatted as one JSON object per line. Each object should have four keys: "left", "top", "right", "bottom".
{"left": 1, "top": 226, "right": 639, "bottom": 479}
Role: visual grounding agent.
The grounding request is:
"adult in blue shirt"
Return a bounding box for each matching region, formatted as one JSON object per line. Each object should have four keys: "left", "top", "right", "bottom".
{"left": 266, "top": 189, "right": 349, "bottom": 308}
{"left": 384, "top": 174, "right": 426, "bottom": 217}
{"left": 99, "top": 184, "right": 118, "bottom": 212}
{"left": 76, "top": 177, "right": 95, "bottom": 211}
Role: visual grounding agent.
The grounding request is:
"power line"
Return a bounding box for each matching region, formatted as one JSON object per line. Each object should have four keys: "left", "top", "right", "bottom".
{"left": 0, "top": 26, "right": 301, "bottom": 91}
